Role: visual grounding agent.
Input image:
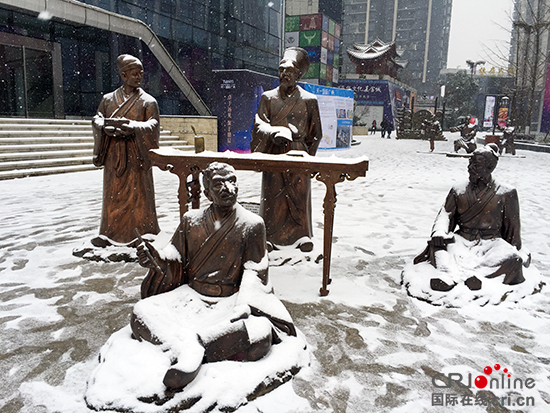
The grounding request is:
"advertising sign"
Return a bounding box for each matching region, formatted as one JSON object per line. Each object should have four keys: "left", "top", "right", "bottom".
{"left": 483, "top": 96, "right": 496, "bottom": 128}
{"left": 301, "top": 83, "right": 354, "bottom": 149}
{"left": 210, "top": 70, "right": 354, "bottom": 152}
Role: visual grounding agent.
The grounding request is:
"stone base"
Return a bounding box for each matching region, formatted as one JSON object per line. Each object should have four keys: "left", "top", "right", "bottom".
{"left": 85, "top": 325, "right": 309, "bottom": 412}
{"left": 401, "top": 261, "right": 545, "bottom": 307}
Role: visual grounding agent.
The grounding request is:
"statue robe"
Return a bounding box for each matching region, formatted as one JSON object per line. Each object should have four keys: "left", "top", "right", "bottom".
{"left": 92, "top": 87, "right": 160, "bottom": 244}
{"left": 251, "top": 85, "right": 322, "bottom": 246}
{"left": 140, "top": 203, "right": 295, "bottom": 336}
{"left": 420, "top": 179, "right": 525, "bottom": 285}
{"left": 133, "top": 203, "right": 295, "bottom": 369}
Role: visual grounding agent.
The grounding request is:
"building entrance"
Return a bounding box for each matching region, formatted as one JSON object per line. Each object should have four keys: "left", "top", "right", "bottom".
{"left": 0, "top": 32, "right": 63, "bottom": 118}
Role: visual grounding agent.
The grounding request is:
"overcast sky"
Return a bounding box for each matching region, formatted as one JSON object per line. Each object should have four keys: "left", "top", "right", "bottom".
{"left": 447, "top": 0, "right": 515, "bottom": 69}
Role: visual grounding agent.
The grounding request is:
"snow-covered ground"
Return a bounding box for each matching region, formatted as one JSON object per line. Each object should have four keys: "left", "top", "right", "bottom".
{"left": 1, "top": 133, "right": 549, "bottom": 412}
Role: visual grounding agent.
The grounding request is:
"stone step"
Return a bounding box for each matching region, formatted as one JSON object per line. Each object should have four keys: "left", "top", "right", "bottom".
{"left": 0, "top": 164, "right": 98, "bottom": 180}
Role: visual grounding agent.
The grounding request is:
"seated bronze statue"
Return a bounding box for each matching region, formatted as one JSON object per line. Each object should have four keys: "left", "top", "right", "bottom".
{"left": 130, "top": 162, "right": 296, "bottom": 390}
{"left": 414, "top": 143, "right": 530, "bottom": 292}
{"left": 450, "top": 119, "right": 477, "bottom": 153}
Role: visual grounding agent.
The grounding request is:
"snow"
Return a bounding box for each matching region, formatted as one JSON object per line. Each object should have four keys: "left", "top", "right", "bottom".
{"left": 1, "top": 133, "right": 550, "bottom": 412}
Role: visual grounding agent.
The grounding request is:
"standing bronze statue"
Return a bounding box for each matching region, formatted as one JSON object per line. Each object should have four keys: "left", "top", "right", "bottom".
{"left": 413, "top": 144, "right": 530, "bottom": 292}
{"left": 131, "top": 162, "right": 296, "bottom": 390}
{"left": 251, "top": 47, "right": 322, "bottom": 252}
{"left": 421, "top": 112, "right": 442, "bottom": 152}
{"left": 92, "top": 54, "right": 160, "bottom": 245}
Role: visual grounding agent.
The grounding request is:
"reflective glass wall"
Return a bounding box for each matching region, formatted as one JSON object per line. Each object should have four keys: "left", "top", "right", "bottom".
{"left": 0, "top": 0, "right": 284, "bottom": 117}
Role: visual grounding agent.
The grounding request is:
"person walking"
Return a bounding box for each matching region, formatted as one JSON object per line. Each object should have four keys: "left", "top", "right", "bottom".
{"left": 370, "top": 120, "right": 377, "bottom": 135}
{"left": 380, "top": 118, "right": 388, "bottom": 138}
{"left": 386, "top": 120, "right": 394, "bottom": 139}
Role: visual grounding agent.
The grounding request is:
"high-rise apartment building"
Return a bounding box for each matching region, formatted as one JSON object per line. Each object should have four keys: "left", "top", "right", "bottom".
{"left": 341, "top": 0, "right": 452, "bottom": 95}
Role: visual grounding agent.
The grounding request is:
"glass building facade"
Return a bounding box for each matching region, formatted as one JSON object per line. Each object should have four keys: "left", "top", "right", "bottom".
{"left": 0, "top": 0, "right": 284, "bottom": 117}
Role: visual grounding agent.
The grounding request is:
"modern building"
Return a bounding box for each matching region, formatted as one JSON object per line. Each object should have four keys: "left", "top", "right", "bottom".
{"left": 285, "top": 0, "right": 343, "bottom": 86}
{"left": 0, "top": 0, "right": 286, "bottom": 118}
{"left": 284, "top": 13, "right": 342, "bottom": 86}
{"left": 340, "top": 0, "right": 452, "bottom": 96}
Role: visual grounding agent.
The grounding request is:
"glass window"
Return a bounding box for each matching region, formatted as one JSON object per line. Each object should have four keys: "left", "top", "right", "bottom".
{"left": 25, "top": 48, "right": 54, "bottom": 117}
{"left": 0, "top": 44, "right": 25, "bottom": 116}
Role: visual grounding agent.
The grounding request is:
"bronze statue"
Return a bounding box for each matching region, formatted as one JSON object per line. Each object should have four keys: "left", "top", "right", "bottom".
{"left": 414, "top": 143, "right": 530, "bottom": 292}
{"left": 421, "top": 112, "right": 442, "bottom": 152}
{"left": 251, "top": 47, "right": 322, "bottom": 252}
{"left": 498, "top": 125, "right": 517, "bottom": 155}
{"left": 91, "top": 54, "right": 160, "bottom": 245}
{"left": 450, "top": 118, "right": 477, "bottom": 153}
{"left": 130, "top": 162, "right": 296, "bottom": 390}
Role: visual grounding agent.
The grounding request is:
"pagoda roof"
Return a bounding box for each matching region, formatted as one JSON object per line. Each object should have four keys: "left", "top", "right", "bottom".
{"left": 347, "top": 39, "right": 401, "bottom": 62}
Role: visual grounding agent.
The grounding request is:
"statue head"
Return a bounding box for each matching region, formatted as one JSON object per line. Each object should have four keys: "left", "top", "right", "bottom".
{"left": 278, "top": 47, "right": 310, "bottom": 86}
{"left": 117, "top": 54, "right": 143, "bottom": 90}
{"left": 203, "top": 162, "right": 238, "bottom": 208}
{"left": 468, "top": 143, "right": 499, "bottom": 183}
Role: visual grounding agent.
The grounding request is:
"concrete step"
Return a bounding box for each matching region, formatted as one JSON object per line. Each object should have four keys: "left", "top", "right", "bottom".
{"left": 0, "top": 144, "right": 193, "bottom": 169}
{"left": 0, "top": 136, "right": 95, "bottom": 145}
{"left": 0, "top": 164, "right": 98, "bottom": 180}
{"left": 0, "top": 117, "right": 194, "bottom": 180}
{"left": 0, "top": 149, "right": 93, "bottom": 162}
{"left": 0, "top": 117, "right": 90, "bottom": 125}
{"left": 0, "top": 124, "right": 92, "bottom": 131}
{"left": 0, "top": 130, "right": 96, "bottom": 138}
{"left": 0, "top": 143, "right": 94, "bottom": 153}
{"left": 0, "top": 141, "right": 190, "bottom": 153}
{"left": 0, "top": 156, "right": 94, "bottom": 172}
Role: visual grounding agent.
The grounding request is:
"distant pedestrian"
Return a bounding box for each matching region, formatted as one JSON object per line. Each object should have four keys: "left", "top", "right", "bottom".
{"left": 380, "top": 119, "right": 388, "bottom": 138}
{"left": 386, "top": 120, "right": 394, "bottom": 139}
{"left": 370, "top": 120, "right": 377, "bottom": 135}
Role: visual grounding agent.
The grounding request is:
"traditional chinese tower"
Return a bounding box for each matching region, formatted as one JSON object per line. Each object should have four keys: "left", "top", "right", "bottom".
{"left": 347, "top": 39, "right": 404, "bottom": 78}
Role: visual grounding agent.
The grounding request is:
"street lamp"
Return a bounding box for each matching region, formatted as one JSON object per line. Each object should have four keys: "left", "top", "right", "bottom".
{"left": 466, "top": 60, "right": 485, "bottom": 75}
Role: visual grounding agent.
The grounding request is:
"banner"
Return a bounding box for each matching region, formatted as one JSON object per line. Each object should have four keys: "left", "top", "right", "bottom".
{"left": 483, "top": 96, "right": 496, "bottom": 128}
{"left": 301, "top": 83, "right": 354, "bottom": 149}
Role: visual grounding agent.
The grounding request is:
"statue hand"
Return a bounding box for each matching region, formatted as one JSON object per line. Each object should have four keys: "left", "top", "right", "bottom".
{"left": 119, "top": 119, "right": 134, "bottom": 136}
{"left": 431, "top": 234, "right": 454, "bottom": 248}
{"left": 136, "top": 240, "right": 164, "bottom": 270}
{"left": 104, "top": 126, "right": 117, "bottom": 137}
{"left": 271, "top": 126, "right": 292, "bottom": 146}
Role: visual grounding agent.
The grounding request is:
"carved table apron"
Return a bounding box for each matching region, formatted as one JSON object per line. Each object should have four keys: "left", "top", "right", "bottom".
{"left": 149, "top": 148, "right": 369, "bottom": 296}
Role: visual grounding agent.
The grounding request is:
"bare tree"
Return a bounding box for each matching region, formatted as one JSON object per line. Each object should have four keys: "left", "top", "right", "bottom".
{"left": 482, "top": 0, "right": 550, "bottom": 134}
{"left": 510, "top": 0, "right": 550, "bottom": 134}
